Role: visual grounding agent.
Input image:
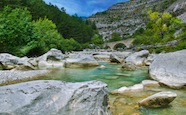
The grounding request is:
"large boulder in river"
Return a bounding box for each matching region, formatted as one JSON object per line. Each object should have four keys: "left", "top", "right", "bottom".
{"left": 122, "top": 50, "right": 149, "bottom": 70}
{"left": 138, "top": 91, "right": 177, "bottom": 108}
{"left": 149, "top": 50, "right": 186, "bottom": 88}
{"left": 125, "top": 50, "right": 149, "bottom": 66}
{"left": 65, "top": 54, "right": 99, "bottom": 68}
{"left": 37, "top": 48, "right": 65, "bottom": 69}
{"left": 0, "top": 53, "right": 35, "bottom": 70}
{"left": 0, "top": 80, "right": 110, "bottom": 115}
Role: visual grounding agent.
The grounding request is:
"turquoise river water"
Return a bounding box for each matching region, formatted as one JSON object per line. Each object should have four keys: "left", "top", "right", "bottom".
{"left": 44, "top": 62, "right": 186, "bottom": 115}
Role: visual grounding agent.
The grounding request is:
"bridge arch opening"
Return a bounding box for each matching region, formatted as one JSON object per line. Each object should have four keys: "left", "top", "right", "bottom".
{"left": 104, "top": 45, "right": 111, "bottom": 49}
{"left": 113, "top": 43, "right": 126, "bottom": 50}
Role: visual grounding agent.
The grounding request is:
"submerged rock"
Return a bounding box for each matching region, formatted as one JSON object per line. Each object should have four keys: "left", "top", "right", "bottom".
{"left": 112, "top": 84, "right": 144, "bottom": 94}
{"left": 149, "top": 50, "right": 186, "bottom": 88}
{"left": 138, "top": 91, "right": 177, "bottom": 108}
{"left": 98, "top": 65, "right": 107, "bottom": 69}
{"left": 0, "top": 80, "right": 110, "bottom": 115}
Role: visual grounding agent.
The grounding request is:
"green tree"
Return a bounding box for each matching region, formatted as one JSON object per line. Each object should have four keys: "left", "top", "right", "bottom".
{"left": 0, "top": 6, "right": 33, "bottom": 55}
{"left": 30, "top": 17, "right": 64, "bottom": 55}
{"left": 134, "top": 11, "right": 184, "bottom": 45}
{"left": 91, "top": 34, "right": 103, "bottom": 46}
{"left": 109, "top": 32, "right": 122, "bottom": 42}
{"left": 62, "top": 38, "right": 81, "bottom": 52}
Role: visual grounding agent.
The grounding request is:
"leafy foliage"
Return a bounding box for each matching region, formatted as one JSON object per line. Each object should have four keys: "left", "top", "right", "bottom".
{"left": 133, "top": 11, "right": 186, "bottom": 53}
{"left": 0, "top": 6, "right": 83, "bottom": 56}
{"left": 109, "top": 32, "right": 122, "bottom": 42}
{"left": 0, "top": 0, "right": 99, "bottom": 56}
{"left": 0, "top": 0, "right": 97, "bottom": 44}
{"left": 91, "top": 35, "right": 104, "bottom": 47}
{"left": 0, "top": 6, "right": 33, "bottom": 55}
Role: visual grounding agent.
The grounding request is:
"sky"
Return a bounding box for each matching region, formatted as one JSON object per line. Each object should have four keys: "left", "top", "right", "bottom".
{"left": 44, "top": 0, "right": 128, "bottom": 17}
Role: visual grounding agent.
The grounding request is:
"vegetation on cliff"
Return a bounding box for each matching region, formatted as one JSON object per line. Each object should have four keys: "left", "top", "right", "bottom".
{"left": 133, "top": 11, "right": 186, "bottom": 53}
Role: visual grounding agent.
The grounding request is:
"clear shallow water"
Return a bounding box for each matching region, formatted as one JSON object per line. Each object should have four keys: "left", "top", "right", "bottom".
{"left": 46, "top": 62, "right": 148, "bottom": 91}
{"left": 44, "top": 62, "right": 186, "bottom": 115}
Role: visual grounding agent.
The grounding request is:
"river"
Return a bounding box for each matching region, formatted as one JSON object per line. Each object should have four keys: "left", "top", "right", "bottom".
{"left": 43, "top": 62, "right": 186, "bottom": 115}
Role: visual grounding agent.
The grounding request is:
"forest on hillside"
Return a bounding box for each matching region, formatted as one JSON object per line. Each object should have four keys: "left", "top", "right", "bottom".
{"left": 0, "top": 0, "right": 103, "bottom": 56}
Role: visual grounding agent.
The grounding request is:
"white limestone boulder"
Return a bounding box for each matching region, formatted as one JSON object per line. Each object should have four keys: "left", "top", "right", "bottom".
{"left": 138, "top": 91, "right": 177, "bottom": 108}
{"left": 149, "top": 50, "right": 186, "bottom": 88}
{"left": 0, "top": 80, "right": 110, "bottom": 115}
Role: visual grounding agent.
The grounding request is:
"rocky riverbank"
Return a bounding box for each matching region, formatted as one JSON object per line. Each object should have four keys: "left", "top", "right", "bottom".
{"left": 0, "top": 48, "right": 186, "bottom": 114}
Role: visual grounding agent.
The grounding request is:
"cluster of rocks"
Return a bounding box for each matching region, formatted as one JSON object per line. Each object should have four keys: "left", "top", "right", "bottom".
{"left": 0, "top": 48, "right": 102, "bottom": 71}
{"left": 108, "top": 49, "right": 186, "bottom": 89}
{"left": 0, "top": 48, "right": 113, "bottom": 115}
{"left": 112, "top": 80, "right": 160, "bottom": 94}
{"left": 0, "top": 48, "right": 186, "bottom": 112}
{"left": 112, "top": 80, "right": 177, "bottom": 108}
{"left": 111, "top": 49, "right": 186, "bottom": 108}
{"left": 0, "top": 49, "right": 106, "bottom": 85}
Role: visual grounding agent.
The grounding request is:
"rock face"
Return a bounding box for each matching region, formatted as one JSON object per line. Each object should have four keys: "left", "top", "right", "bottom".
{"left": 138, "top": 91, "right": 177, "bottom": 108}
{"left": 149, "top": 50, "right": 186, "bottom": 88}
{"left": 0, "top": 80, "right": 110, "bottom": 115}
{"left": 88, "top": 0, "right": 175, "bottom": 40}
{"left": 0, "top": 53, "right": 35, "bottom": 70}
{"left": 166, "top": 0, "right": 186, "bottom": 23}
{"left": 0, "top": 70, "right": 50, "bottom": 84}
{"left": 65, "top": 54, "right": 99, "bottom": 68}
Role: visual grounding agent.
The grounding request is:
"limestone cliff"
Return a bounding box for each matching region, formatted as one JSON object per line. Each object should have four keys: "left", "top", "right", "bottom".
{"left": 88, "top": 0, "right": 179, "bottom": 40}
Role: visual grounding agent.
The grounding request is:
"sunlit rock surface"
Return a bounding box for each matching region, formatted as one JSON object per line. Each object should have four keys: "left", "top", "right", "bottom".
{"left": 37, "top": 48, "right": 65, "bottom": 69}
{"left": 0, "top": 80, "right": 110, "bottom": 115}
{"left": 122, "top": 50, "right": 149, "bottom": 70}
{"left": 0, "top": 70, "right": 50, "bottom": 85}
{"left": 142, "top": 80, "right": 160, "bottom": 88}
{"left": 138, "top": 91, "right": 177, "bottom": 108}
{"left": 149, "top": 50, "right": 186, "bottom": 88}
{"left": 65, "top": 54, "right": 99, "bottom": 68}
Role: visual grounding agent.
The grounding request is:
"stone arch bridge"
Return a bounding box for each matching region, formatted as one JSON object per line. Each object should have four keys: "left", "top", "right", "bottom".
{"left": 104, "top": 39, "right": 134, "bottom": 50}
